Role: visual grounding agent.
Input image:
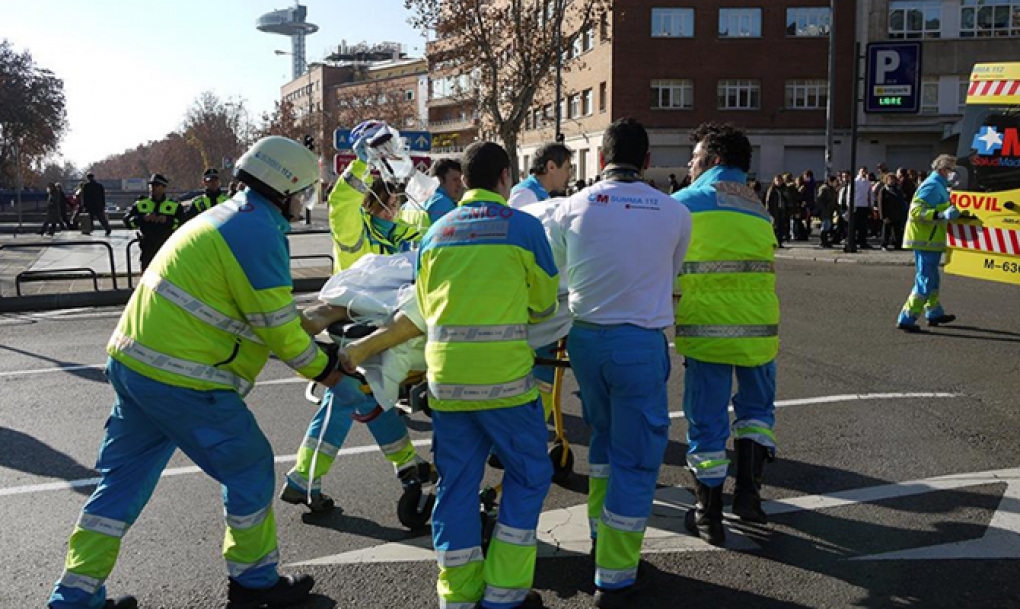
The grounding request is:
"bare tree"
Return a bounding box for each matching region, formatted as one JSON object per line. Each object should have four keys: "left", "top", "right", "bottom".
{"left": 405, "top": 0, "right": 607, "bottom": 180}
{"left": 0, "top": 40, "right": 68, "bottom": 187}
{"left": 181, "top": 92, "right": 249, "bottom": 172}
{"left": 333, "top": 80, "right": 422, "bottom": 131}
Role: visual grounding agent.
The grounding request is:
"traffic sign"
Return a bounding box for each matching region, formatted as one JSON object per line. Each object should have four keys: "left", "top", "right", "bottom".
{"left": 334, "top": 128, "right": 433, "bottom": 152}
{"left": 334, "top": 153, "right": 432, "bottom": 175}
{"left": 865, "top": 42, "right": 922, "bottom": 114}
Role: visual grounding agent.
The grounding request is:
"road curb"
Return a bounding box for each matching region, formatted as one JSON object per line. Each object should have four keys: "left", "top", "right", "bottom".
{"left": 775, "top": 252, "right": 916, "bottom": 266}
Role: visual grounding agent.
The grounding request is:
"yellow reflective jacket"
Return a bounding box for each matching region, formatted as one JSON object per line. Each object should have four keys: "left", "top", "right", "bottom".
{"left": 108, "top": 190, "right": 330, "bottom": 395}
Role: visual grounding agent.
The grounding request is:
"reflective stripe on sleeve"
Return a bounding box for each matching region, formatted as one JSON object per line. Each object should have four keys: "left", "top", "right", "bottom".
{"left": 682, "top": 260, "right": 775, "bottom": 275}
{"left": 334, "top": 230, "right": 366, "bottom": 254}
{"left": 436, "top": 546, "right": 484, "bottom": 568}
{"left": 110, "top": 331, "right": 254, "bottom": 396}
{"left": 224, "top": 505, "right": 271, "bottom": 530}
{"left": 601, "top": 507, "right": 647, "bottom": 533}
{"left": 58, "top": 571, "right": 103, "bottom": 595}
{"left": 429, "top": 374, "right": 534, "bottom": 401}
{"left": 675, "top": 324, "right": 778, "bottom": 338}
{"left": 140, "top": 274, "right": 263, "bottom": 344}
{"left": 344, "top": 171, "right": 368, "bottom": 194}
{"left": 284, "top": 340, "right": 320, "bottom": 371}
{"left": 226, "top": 549, "right": 279, "bottom": 578}
{"left": 246, "top": 303, "right": 298, "bottom": 329}
{"left": 493, "top": 523, "right": 537, "bottom": 546}
{"left": 77, "top": 513, "right": 129, "bottom": 538}
{"left": 589, "top": 463, "right": 610, "bottom": 479}
{"left": 428, "top": 324, "right": 527, "bottom": 343}
{"left": 530, "top": 302, "right": 556, "bottom": 320}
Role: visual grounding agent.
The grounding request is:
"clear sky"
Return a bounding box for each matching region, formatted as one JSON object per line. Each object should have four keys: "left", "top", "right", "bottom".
{"left": 2, "top": 0, "right": 425, "bottom": 169}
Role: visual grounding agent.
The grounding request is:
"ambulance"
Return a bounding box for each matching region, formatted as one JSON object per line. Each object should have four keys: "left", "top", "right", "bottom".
{"left": 947, "top": 62, "right": 1020, "bottom": 286}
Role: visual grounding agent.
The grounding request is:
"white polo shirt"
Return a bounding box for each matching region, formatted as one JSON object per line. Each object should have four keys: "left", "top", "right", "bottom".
{"left": 548, "top": 179, "right": 692, "bottom": 330}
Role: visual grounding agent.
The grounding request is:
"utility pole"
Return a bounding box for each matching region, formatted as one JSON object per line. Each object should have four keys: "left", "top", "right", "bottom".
{"left": 844, "top": 41, "right": 862, "bottom": 254}
{"left": 824, "top": 0, "right": 837, "bottom": 180}
{"left": 554, "top": 0, "right": 564, "bottom": 143}
{"left": 14, "top": 139, "right": 23, "bottom": 237}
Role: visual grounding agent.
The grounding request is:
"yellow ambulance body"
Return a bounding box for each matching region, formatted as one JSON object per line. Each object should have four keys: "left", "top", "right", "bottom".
{"left": 946, "top": 62, "right": 1020, "bottom": 286}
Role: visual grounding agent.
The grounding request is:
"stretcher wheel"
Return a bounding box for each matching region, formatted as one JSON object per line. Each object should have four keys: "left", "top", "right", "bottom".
{"left": 549, "top": 442, "right": 574, "bottom": 486}
{"left": 479, "top": 486, "right": 499, "bottom": 513}
{"left": 397, "top": 485, "right": 435, "bottom": 530}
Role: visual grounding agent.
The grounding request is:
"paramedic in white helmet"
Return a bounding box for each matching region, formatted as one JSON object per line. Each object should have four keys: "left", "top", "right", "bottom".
{"left": 47, "top": 136, "right": 348, "bottom": 609}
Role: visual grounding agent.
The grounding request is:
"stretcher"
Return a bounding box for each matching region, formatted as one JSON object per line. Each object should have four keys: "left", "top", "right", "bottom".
{"left": 305, "top": 320, "right": 575, "bottom": 530}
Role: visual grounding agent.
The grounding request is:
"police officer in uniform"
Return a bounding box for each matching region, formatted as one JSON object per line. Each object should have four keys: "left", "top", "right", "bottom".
{"left": 187, "top": 168, "right": 230, "bottom": 220}
{"left": 124, "top": 174, "right": 187, "bottom": 272}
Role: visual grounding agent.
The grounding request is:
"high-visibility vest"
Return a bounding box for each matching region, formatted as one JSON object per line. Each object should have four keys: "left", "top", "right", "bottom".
{"left": 673, "top": 165, "right": 780, "bottom": 367}
{"left": 902, "top": 172, "right": 951, "bottom": 252}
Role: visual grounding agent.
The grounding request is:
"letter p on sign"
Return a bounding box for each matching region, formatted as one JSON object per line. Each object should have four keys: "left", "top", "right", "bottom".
{"left": 875, "top": 50, "right": 901, "bottom": 85}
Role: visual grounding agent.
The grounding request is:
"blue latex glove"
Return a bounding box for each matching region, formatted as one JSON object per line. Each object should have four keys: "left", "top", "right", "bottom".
{"left": 351, "top": 120, "right": 386, "bottom": 162}
{"left": 941, "top": 205, "right": 961, "bottom": 221}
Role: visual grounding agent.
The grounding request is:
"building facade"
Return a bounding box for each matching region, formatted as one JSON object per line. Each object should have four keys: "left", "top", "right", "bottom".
{"left": 519, "top": 0, "right": 1018, "bottom": 184}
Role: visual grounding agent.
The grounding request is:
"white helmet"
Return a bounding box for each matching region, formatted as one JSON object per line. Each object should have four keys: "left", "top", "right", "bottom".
{"left": 235, "top": 136, "right": 318, "bottom": 199}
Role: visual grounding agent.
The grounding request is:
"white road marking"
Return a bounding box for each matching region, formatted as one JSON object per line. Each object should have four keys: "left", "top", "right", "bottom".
{"left": 295, "top": 466, "right": 1020, "bottom": 567}
{"left": 0, "top": 439, "right": 434, "bottom": 498}
{"left": 0, "top": 392, "right": 961, "bottom": 498}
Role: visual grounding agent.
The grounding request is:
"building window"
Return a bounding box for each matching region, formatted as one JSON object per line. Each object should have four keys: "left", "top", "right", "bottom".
{"left": 888, "top": 1, "right": 942, "bottom": 39}
{"left": 652, "top": 79, "right": 693, "bottom": 109}
{"left": 568, "top": 93, "right": 581, "bottom": 119}
{"left": 921, "top": 79, "right": 939, "bottom": 114}
{"left": 578, "top": 149, "right": 588, "bottom": 181}
{"left": 651, "top": 8, "right": 694, "bottom": 37}
{"left": 600, "top": 12, "right": 609, "bottom": 41}
{"left": 581, "top": 89, "right": 593, "bottom": 116}
{"left": 405, "top": 89, "right": 415, "bottom": 101}
{"left": 786, "top": 80, "right": 829, "bottom": 109}
{"left": 786, "top": 7, "right": 831, "bottom": 36}
{"left": 599, "top": 82, "right": 607, "bottom": 112}
{"left": 719, "top": 8, "right": 761, "bottom": 37}
{"left": 959, "top": 77, "right": 970, "bottom": 112}
{"left": 582, "top": 26, "right": 595, "bottom": 51}
{"left": 717, "top": 79, "right": 760, "bottom": 109}
{"left": 961, "top": 0, "right": 1020, "bottom": 37}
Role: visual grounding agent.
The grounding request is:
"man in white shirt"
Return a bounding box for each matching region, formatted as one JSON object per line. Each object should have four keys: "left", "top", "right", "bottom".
{"left": 549, "top": 118, "right": 692, "bottom": 608}
{"left": 852, "top": 166, "right": 874, "bottom": 249}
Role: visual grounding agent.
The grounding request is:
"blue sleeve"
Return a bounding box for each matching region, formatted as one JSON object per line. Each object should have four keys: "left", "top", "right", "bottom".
{"left": 218, "top": 212, "right": 292, "bottom": 290}
{"left": 426, "top": 194, "right": 457, "bottom": 224}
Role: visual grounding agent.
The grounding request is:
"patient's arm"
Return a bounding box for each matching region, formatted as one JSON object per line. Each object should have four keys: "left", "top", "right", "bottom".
{"left": 344, "top": 312, "right": 425, "bottom": 369}
{"left": 299, "top": 303, "right": 350, "bottom": 335}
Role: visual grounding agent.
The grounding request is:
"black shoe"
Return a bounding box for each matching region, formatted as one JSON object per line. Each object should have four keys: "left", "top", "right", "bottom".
{"left": 487, "top": 453, "right": 504, "bottom": 470}
{"left": 732, "top": 439, "right": 773, "bottom": 524}
{"left": 593, "top": 565, "right": 649, "bottom": 609}
{"left": 103, "top": 597, "right": 138, "bottom": 609}
{"left": 227, "top": 574, "right": 314, "bottom": 609}
{"left": 896, "top": 322, "right": 922, "bottom": 333}
{"left": 105, "top": 230, "right": 112, "bottom": 237}
{"left": 398, "top": 460, "right": 435, "bottom": 489}
{"left": 475, "top": 589, "right": 544, "bottom": 608}
{"left": 927, "top": 314, "right": 956, "bottom": 327}
{"left": 279, "top": 484, "right": 338, "bottom": 513}
{"left": 685, "top": 481, "right": 725, "bottom": 545}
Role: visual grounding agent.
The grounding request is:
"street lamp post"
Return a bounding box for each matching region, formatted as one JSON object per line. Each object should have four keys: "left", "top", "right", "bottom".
{"left": 14, "top": 139, "right": 23, "bottom": 237}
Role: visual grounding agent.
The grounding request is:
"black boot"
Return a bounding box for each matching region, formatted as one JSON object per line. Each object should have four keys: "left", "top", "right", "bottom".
{"left": 227, "top": 574, "right": 314, "bottom": 609}
{"left": 103, "top": 597, "right": 137, "bottom": 609}
{"left": 927, "top": 314, "right": 956, "bottom": 327}
{"left": 732, "top": 439, "right": 773, "bottom": 524}
{"left": 685, "top": 480, "right": 725, "bottom": 545}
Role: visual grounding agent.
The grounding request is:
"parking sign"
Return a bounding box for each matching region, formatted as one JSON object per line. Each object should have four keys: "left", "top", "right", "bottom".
{"left": 865, "top": 42, "right": 923, "bottom": 114}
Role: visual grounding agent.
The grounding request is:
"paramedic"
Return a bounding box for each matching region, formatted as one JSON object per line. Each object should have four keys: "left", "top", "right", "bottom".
{"left": 418, "top": 141, "right": 559, "bottom": 609}
{"left": 549, "top": 117, "right": 691, "bottom": 608}
{"left": 47, "top": 136, "right": 347, "bottom": 609}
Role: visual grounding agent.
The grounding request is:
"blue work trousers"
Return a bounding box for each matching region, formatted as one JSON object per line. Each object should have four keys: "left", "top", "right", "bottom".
{"left": 49, "top": 358, "right": 278, "bottom": 609}
{"left": 898, "top": 249, "right": 946, "bottom": 325}
{"left": 683, "top": 358, "right": 777, "bottom": 487}
{"left": 431, "top": 400, "right": 552, "bottom": 608}
{"left": 567, "top": 323, "right": 670, "bottom": 588}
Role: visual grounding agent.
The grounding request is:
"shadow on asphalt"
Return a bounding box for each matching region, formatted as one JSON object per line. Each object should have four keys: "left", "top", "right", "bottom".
{"left": 0, "top": 427, "right": 97, "bottom": 495}
{"left": 298, "top": 507, "right": 430, "bottom": 545}
{"left": 0, "top": 343, "right": 109, "bottom": 384}
{"left": 925, "top": 324, "right": 1020, "bottom": 344}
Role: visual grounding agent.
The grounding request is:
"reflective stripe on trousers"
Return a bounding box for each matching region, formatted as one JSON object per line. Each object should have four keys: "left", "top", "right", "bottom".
{"left": 110, "top": 331, "right": 254, "bottom": 396}
{"left": 429, "top": 374, "right": 535, "bottom": 401}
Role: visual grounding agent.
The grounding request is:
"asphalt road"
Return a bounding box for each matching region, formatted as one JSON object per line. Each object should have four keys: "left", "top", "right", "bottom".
{"left": 1, "top": 259, "right": 1019, "bottom": 608}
